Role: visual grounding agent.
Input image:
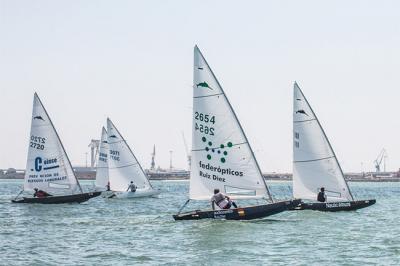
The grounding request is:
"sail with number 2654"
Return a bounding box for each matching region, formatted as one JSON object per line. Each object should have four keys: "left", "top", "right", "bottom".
{"left": 173, "top": 46, "right": 300, "bottom": 220}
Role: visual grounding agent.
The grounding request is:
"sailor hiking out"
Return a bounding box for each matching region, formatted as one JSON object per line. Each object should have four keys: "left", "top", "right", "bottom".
{"left": 211, "top": 189, "right": 238, "bottom": 210}
{"left": 33, "top": 188, "right": 52, "bottom": 198}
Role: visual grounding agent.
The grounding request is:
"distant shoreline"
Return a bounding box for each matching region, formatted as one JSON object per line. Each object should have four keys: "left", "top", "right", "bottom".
{"left": 1, "top": 176, "right": 399, "bottom": 182}
{"left": 2, "top": 167, "right": 399, "bottom": 182}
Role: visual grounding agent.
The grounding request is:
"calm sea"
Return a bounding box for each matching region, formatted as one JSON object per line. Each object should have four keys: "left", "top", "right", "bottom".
{"left": 0, "top": 180, "right": 399, "bottom": 265}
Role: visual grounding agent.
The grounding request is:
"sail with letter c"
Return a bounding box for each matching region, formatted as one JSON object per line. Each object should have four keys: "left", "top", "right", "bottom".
{"left": 24, "top": 93, "right": 81, "bottom": 195}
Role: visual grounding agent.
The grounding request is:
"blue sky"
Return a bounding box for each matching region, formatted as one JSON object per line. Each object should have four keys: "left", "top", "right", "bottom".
{"left": 1, "top": 0, "right": 400, "bottom": 172}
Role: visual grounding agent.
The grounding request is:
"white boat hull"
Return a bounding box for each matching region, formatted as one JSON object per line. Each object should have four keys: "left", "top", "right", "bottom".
{"left": 101, "top": 189, "right": 160, "bottom": 199}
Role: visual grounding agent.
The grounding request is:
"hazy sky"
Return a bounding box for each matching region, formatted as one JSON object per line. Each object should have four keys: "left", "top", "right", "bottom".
{"left": 1, "top": 0, "right": 400, "bottom": 172}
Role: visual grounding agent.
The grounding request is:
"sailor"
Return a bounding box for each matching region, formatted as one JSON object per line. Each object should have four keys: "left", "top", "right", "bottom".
{"left": 33, "top": 188, "right": 52, "bottom": 198}
{"left": 317, "top": 187, "right": 327, "bottom": 202}
{"left": 106, "top": 182, "right": 111, "bottom": 191}
{"left": 211, "top": 188, "right": 238, "bottom": 210}
{"left": 127, "top": 181, "right": 137, "bottom": 192}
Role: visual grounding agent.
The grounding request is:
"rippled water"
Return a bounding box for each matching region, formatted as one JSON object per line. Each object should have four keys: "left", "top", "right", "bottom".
{"left": 0, "top": 180, "right": 399, "bottom": 265}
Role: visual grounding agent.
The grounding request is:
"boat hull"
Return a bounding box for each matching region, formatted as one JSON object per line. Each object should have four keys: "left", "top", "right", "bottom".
{"left": 102, "top": 189, "right": 161, "bottom": 199}
{"left": 292, "top": 199, "right": 376, "bottom": 211}
{"left": 11, "top": 192, "right": 101, "bottom": 204}
{"left": 173, "top": 199, "right": 301, "bottom": 221}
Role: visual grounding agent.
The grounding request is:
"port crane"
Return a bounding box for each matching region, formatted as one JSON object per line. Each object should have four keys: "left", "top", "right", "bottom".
{"left": 374, "top": 148, "right": 387, "bottom": 172}
{"left": 88, "top": 139, "right": 100, "bottom": 168}
{"left": 181, "top": 131, "right": 191, "bottom": 171}
{"left": 150, "top": 145, "right": 156, "bottom": 170}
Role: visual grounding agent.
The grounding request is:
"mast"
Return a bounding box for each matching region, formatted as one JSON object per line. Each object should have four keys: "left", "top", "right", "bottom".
{"left": 294, "top": 83, "right": 354, "bottom": 201}
{"left": 195, "top": 46, "right": 273, "bottom": 202}
{"left": 34, "top": 93, "right": 83, "bottom": 194}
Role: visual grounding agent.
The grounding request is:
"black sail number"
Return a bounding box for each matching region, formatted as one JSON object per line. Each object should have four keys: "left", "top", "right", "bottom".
{"left": 30, "top": 135, "right": 46, "bottom": 150}
{"left": 194, "top": 112, "right": 215, "bottom": 124}
{"left": 195, "top": 123, "right": 214, "bottom": 135}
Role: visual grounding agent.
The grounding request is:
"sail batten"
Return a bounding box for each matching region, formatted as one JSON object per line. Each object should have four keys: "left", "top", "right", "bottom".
{"left": 107, "top": 118, "right": 152, "bottom": 192}
{"left": 292, "top": 83, "right": 353, "bottom": 202}
{"left": 189, "top": 46, "right": 271, "bottom": 201}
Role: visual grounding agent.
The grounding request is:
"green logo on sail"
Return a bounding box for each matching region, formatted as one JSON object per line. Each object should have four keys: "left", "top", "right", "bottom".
{"left": 202, "top": 136, "right": 233, "bottom": 163}
{"left": 196, "top": 82, "right": 213, "bottom": 90}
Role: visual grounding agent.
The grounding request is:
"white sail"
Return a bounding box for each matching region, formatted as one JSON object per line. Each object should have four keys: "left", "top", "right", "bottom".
{"left": 24, "top": 93, "right": 82, "bottom": 195}
{"left": 190, "top": 46, "right": 271, "bottom": 200}
{"left": 95, "top": 127, "right": 109, "bottom": 190}
{"left": 292, "top": 82, "right": 353, "bottom": 202}
{"left": 107, "top": 118, "right": 152, "bottom": 192}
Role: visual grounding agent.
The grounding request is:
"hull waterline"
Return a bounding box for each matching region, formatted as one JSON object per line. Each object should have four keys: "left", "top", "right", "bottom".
{"left": 102, "top": 189, "right": 161, "bottom": 199}
{"left": 291, "top": 199, "right": 376, "bottom": 211}
{"left": 173, "top": 199, "right": 301, "bottom": 221}
{"left": 11, "top": 192, "right": 101, "bottom": 204}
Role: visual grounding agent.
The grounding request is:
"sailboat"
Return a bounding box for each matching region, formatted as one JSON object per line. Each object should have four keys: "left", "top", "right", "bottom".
{"left": 173, "top": 46, "right": 300, "bottom": 220}
{"left": 95, "top": 127, "right": 109, "bottom": 191}
{"left": 292, "top": 82, "right": 375, "bottom": 211}
{"left": 12, "top": 93, "right": 101, "bottom": 204}
{"left": 105, "top": 118, "right": 160, "bottom": 198}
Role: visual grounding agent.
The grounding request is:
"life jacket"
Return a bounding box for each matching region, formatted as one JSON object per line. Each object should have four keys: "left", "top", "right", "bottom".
{"left": 36, "top": 191, "right": 46, "bottom": 198}
{"left": 212, "top": 193, "right": 229, "bottom": 209}
{"left": 317, "top": 192, "right": 326, "bottom": 202}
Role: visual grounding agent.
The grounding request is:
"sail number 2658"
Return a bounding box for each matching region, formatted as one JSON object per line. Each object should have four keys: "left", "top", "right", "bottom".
{"left": 194, "top": 112, "right": 215, "bottom": 135}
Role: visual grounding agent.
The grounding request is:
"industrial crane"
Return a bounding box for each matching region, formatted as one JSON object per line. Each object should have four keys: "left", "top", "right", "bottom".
{"left": 374, "top": 148, "right": 387, "bottom": 173}
{"left": 88, "top": 139, "right": 100, "bottom": 168}
{"left": 181, "top": 131, "right": 191, "bottom": 171}
{"left": 150, "top": 145, "right": 156, "bottom": 170}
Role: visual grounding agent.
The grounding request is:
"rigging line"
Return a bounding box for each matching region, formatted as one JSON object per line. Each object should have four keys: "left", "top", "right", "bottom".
{"left": 177, "top": 199, "right": 190, "bottom": 215}
{"left": 294, "top": 156, "right": 335, "bottom": 163}
{"left": 109, "top": 162, "right": 139, "bottom": 169}
{"left": 293, "top": 118, "right": 317, "bottom": 123}
{"left": 193, "top": 93, "right": 224, "bottom": 99}
{"left": 192, "top": 142, "right": 247, "bottom": 152}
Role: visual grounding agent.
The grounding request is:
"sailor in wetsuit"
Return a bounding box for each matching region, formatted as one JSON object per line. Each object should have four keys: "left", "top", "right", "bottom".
{"left": 317, "top": 187, "right": 327, "bottom": 202}
{"left": 33, "top": 188, "right": 52, "bottom": 198}
{"left": 211, "top": 188, "right": 238, "bottom": 210}
{"left": 127, "top": 181, "right": 137, "bottom": 192}
{"left": 106, "top": 182, "right": 111, "bottom": 191}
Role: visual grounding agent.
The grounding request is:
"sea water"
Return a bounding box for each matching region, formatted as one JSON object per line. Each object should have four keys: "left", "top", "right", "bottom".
{"left": 0, "top": 180, "right": 399, "bottom": 265}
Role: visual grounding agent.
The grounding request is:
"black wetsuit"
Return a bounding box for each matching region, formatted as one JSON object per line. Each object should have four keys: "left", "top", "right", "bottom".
{"left": 317, "top": 191, "right": 326, "bottom": 202}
